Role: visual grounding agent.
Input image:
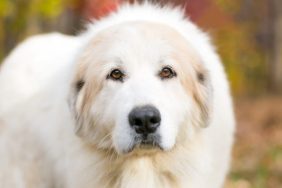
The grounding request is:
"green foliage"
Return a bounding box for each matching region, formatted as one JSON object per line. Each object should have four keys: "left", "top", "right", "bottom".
{"left": 212, "top": 0, "right": 269, "bottom": 96}
{"left": 215, "top": 26, "right": 267, "bottom": 95}
{"left": 0, "top": 0, "right": 13, "bottom": 17}
{"left": 0, "top": 0, "right": 66, "bottom": 20}
{"left": 0, "top": 0, "right": 75, "bottom": 63}
{"left": 215, "top": 0, "right": 241, "bottom": 14}
{"left": 37, "top": 0, "right": 64, "bottom": 18}
{"left": 229, "top": 146, "right": 282, "bottom": 188}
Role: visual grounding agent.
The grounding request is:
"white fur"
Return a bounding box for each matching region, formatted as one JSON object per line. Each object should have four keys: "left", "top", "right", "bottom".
{"left": 0, "top": 3, "right": 235, "bottom": 188}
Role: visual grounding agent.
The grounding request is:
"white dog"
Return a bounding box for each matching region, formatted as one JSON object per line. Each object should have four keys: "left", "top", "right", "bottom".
{"left": 0, "top": 3, "right": 235, "bottom": 188}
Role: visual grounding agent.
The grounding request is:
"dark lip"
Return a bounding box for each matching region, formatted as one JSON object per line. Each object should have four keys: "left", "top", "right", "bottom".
{"left": 125, "top": 144, "right": 163, "bottom": 155}
{"left": 126, "top": 134, "right": 163, "bottom": 153}
{"left": 140, "top": 138, "right": 159, "bottom": 146}
{"left": 138, "top": 142, "right": 162, "bottom": 150}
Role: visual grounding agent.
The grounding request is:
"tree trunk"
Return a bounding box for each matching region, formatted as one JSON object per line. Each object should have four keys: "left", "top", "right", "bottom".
{"left": 273, "top": 0, "right": 282, "bottom": 92}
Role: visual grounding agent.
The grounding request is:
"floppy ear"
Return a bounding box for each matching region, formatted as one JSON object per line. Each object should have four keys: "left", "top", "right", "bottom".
{"left": 68, "top": 81, "right": 84, "bottom": 134}
{"left": 68, "top": 35, "right": 107, "bottom": 140}
{"left": 68, "top": 76, "right": 87, "bottom": 135}
{"left": 67, "top": 58, "right": 90, "bottom": 135}
{"left": 192, "top": 66, "right": 213, "bottom": 128}
{"left": 178, "top": 57, "right": 213, "bottom": 128}
{"left": 68, "top": 61, "right": 104, "bottom": 140}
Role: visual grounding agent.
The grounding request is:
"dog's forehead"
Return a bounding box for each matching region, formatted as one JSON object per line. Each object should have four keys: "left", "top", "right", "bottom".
{"left": 97, "top": 21, "right": 187, "bottom": 43}
{"left": 80, "top": 21, "right": 203, "bottom": 81}
{"left": 88, "top": 21, "right": 192, "bottom": 65}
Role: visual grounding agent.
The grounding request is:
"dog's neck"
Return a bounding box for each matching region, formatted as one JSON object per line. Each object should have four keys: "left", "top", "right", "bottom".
{"left": 75, "top": 142, "right": 207, "bottom": 188}
{"left": 98, "top": 150, "right": 181, "bottom": 188}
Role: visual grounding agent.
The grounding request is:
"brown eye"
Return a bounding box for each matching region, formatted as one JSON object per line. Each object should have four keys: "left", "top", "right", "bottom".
{"left": 108, "top": 69, "right": 124, "bottom": 81}
{"left": 159, "top": 66, "right": 176, "bottom": 79}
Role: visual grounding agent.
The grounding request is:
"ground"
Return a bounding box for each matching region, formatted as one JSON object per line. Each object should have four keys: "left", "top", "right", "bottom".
{"left": 225, "top": 96, "right": 282, "bottom": 188}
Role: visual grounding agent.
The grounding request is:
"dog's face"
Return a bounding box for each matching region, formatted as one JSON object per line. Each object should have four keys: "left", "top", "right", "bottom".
{"left": 70, "top": 22, "right": 212, "bottom": 154}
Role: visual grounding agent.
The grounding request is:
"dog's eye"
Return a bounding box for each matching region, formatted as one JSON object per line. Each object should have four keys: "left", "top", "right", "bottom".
{"left": 108, "top": 69, "right": 124, "bottom": 81}
{"left": 159, "top": 66, "right": 176, "bottom": 79}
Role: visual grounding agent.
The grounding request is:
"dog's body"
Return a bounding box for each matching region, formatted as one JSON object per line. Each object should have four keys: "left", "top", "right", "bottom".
{"left": 0, "top": 4, "right": 235, "bottom": 188}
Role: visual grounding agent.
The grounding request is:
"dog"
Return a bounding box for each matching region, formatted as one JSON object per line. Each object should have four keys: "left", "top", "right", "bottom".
{"left": 0, "top": 3, "right": 235, "bottom": 188}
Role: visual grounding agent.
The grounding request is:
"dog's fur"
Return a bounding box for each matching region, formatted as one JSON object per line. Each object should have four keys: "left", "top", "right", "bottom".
{"left": 0, "top": 3, "right": 235, "bottom": 188}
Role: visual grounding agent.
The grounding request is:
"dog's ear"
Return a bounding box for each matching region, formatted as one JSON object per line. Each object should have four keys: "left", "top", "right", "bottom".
{"left": 68, "top": 78, "right": 86, "bottom": 135}
{"left": 68, "top": 64, "right": 104, "bottom": 139}
{"left": 179, "top": 60, "right": 212, "bottom": 128}
{"left": 192, "top": 66, "right": 213, "bottom": 128}
{"left": 68, "top": 60, "right": 92, "bottom": 136}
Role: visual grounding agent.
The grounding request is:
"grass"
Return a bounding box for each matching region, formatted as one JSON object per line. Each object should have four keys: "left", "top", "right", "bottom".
{"left": 225, "top": 96, "right": 282, "bottom": 188}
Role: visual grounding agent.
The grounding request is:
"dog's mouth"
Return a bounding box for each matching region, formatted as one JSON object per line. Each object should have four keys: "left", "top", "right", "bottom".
{"left": 127, "top": 134, "right": 163, "bottom": 153}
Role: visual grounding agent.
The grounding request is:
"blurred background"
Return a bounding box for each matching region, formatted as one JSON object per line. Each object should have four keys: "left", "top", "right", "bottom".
{"left": 0, "top": 0, "right": 281, "bottom": 187}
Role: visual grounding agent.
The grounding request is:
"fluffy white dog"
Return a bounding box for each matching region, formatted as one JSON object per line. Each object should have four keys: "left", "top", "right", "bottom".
{"left": 0, "top": 3, "right": 235, "bottom": 188}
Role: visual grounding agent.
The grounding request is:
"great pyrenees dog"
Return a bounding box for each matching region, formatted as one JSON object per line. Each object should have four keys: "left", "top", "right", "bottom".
{"left": 0, "top": 3, "right": 235, "bottom": 188}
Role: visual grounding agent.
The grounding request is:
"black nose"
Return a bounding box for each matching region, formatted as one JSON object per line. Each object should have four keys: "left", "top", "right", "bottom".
{"left": 128, "top": 105, "right": 161, "bottom": 134}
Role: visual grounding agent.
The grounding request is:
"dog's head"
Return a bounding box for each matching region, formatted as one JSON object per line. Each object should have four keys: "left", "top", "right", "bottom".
{"left": 69, "top": 22, "right": 212, "bottom": 154}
